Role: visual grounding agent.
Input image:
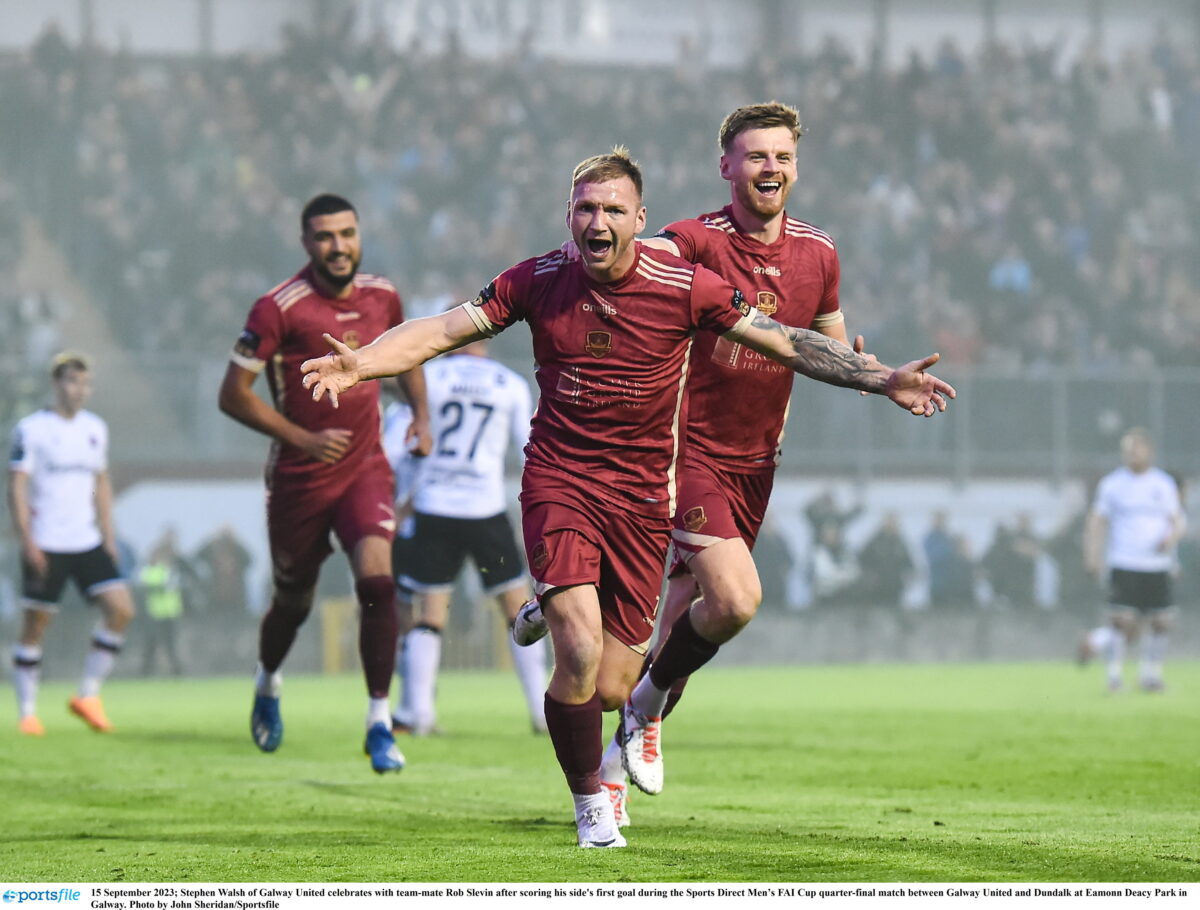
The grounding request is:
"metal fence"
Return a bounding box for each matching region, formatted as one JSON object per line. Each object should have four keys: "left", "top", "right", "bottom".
{"left": 72, "top": 355, "right": 1200, "bottom": 483}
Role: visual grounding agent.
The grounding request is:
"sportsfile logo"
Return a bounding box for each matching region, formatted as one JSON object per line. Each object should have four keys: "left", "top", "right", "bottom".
{"left": 2, "top": 889, "right": 81, "bottom": 904}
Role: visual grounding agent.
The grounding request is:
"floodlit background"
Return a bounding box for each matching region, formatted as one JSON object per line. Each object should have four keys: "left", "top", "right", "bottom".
{"left": 2, "top": 0, "right": 1198, "bottom": 676}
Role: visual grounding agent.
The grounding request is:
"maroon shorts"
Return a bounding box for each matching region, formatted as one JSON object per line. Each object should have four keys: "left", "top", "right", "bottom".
{"left": 520, "top": 468, "right": 671, "bottom": 653}
{"left": 670, "top": 459, "right": 774, "bottom": 571}
{"left": 266, "top": 458, "right": 395, "bottom": 590}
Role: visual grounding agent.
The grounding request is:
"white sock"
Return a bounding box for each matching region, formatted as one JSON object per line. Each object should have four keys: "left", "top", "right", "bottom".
{"left": 572, "top": 789, "right": 607, "bottom": 816}
{"left": 366, "top": 697, "right": 391, "bottom": 729}
{"left": 1104, "top": 629, "right": 1126, "bottom": 687}
{"left": 600, "top": 731, "right": 625, "bottom": 785}
{"left": 508, "top": 635, "right": 547, "bottom": 726}
{"left": 393, "top": 636, "right": 412, "bottom": 723}
{"left": 254, "top": 663, "right": 282, "bottom": 697}
{"left": 630, "top": 673, "right": 670, "bottom": 720}
{"left": 1140, "top": 632, "right": 1168, "bottom": 683}
{"left": 13, "top": 644, "right": 42, "bottom": 718}
{"left": 79, "top": 627, "right": 123, "bottom": 698}
{"left": 405, "top": 627, "right": 442, "bottom": 732}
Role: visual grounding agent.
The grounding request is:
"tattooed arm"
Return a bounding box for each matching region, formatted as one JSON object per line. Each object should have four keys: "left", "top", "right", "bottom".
{"left": 729, "top": 310, "right": 956, "bottom": 416}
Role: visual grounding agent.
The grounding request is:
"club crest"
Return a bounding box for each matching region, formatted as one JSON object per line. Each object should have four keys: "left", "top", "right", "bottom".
{"left": 682, "top": 506, "right": 707, "bottom": 532}
{"left": 585, "top": 331, "right": 612, "bottom": 358}
{"left": 756, "top": 291, "right": 778, "bottom": 316}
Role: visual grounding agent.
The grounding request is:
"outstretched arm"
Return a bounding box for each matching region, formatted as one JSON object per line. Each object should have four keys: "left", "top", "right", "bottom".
{"left": 731, "top": 310, "right": 955, "bottom": 416}
{"left": 302, "top": 305, "right": 486, "bottom": 407}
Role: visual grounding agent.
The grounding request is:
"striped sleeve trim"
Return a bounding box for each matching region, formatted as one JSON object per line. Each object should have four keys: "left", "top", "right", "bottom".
{"left": 461, "top": 301, "right": 499, "bottom": 337}
{"left": 812, "top": 310, "right": 845, "bottom": 328}
{"left": 230, "top": 352, "right": 266, "bottom": 373}
{"left": 724, "top": 307, "right": 758, "bottom": 340}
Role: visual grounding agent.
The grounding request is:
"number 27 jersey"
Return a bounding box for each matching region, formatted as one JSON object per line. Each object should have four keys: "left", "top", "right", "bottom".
{"left": 413, "top": 353, "right": 533, "bottom": 520}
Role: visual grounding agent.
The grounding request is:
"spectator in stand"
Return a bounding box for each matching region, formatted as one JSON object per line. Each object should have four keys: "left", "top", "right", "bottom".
{"left": 857, "top": 511, "right": 915, "bottom": 607}
{"left": 3, "top": 22, "right": 1199, "bottom": 372}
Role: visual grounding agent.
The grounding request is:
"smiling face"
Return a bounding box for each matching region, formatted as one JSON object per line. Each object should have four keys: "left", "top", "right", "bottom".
{"left": 720, "top": 125, "right": 798, "bottom": 224}
{"left": 567, "top": 176, "right": 646, "bottom": 283}
{"left": 302, "top": 209, "right": 362, "bottom": 296}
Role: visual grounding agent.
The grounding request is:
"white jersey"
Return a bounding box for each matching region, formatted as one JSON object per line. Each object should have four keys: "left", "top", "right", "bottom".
{"left": 414, "top": 353, "right": 532, "bottom": 520}
{"left": 1092, "top": 466, "right": 1184, "bottom": 572}
{"left": 9, "top": 408, "right": 108, "bottom": 553}
{"left": 382, "top": 400, "right": 420, "bottom": 539}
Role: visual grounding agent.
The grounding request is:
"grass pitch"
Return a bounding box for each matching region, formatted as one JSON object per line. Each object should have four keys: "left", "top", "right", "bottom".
{"left": 2, "top": 662, "right": 1197, "bottom": 883}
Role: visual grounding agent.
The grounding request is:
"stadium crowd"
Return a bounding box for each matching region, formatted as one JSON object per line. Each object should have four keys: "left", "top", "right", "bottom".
{"left": 1, "top": 18, "right": 1199, "bottom": 370}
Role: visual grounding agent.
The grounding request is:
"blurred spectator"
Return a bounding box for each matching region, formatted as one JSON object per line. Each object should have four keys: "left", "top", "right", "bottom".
{"left": 192, "top": 524, "right": 252, "bottom": 616}
{"left": 2, "top": 20, "right": 1197, "bottom": 373}
{"left": 857, "top": 511, "right": 915, "bottom": 607}
{"left": 810, "top": 522, "right": 862, "bottom": 606}
{"left": 752, "top": 518, "right": 794, "bottom": 612}
{"left": 930, "top": 534, "right": 980, "bottom": 609}
{"left": 138, "top": 528, "right": 191, "bottom": 676}
{"left": 982, "top": 513, "right": 1041, "bottom": 608}
{"left": 803, "top": 491, "right": 863, "bottom": 541}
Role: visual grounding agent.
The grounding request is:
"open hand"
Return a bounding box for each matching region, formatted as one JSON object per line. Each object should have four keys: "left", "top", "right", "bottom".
{"left": 884, "top": 352, "right": 956, "bottom": 417}
{"left": 301, "top": 334, "right": 361, "bottom": 409}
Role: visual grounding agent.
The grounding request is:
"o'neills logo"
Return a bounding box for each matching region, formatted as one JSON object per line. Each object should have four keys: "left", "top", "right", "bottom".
{"left": 682, "top": 506, "right": 707, "bottom": 532}
{"left": 756, "top": 291, "right": 778, "bottom": 316}
{"left": 530, "top": 541, "right": 549, "bottom": 570}
{"left": 585, "top": 331, "right": 612, "bottom": 358}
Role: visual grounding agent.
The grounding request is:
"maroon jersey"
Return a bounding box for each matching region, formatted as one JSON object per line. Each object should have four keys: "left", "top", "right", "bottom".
{"left": 231, "top": 266, "right": 404, "bottom": 480}
{"left": 462, "top": 246, "right": 754, "bottom": 518}
{"left": 660, "top": 206, "right": 841, "bottom": 473}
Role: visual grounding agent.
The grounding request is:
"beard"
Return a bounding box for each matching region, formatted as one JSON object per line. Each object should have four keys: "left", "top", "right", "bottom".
{"left": 313, "top": 255, "right": 359, "bottom": 289}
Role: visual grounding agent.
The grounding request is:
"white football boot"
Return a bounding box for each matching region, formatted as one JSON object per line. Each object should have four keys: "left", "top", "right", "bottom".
{"left": 620, "top": 701, "right": 664, "bottom": 795}
{"left": 511, "top": 599, "right": 549, "bottom": 646}
{"left": 576, "top": 796, "right": 627, "bottom": 848}
{"left": 602, "top": 780, "right": 631, "bottom": 828}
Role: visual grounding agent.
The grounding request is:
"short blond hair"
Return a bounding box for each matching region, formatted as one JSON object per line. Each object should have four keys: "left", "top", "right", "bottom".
{"left": 51, "top": 351, "right": 90, "bottom": 379}
{"left": 719, "top": 102, "right": 803, "bottom": 151}
{"left": 571, "top": 146, "right": 643, "bottom": 199}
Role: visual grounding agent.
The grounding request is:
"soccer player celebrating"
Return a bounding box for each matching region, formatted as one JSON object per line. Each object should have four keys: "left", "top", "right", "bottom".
{"left": 8, "top": 353, "right": 136, "bottom": 735}
{"left": 301, "top": 148, "right": 953, "bottom": 846}
{"left": 218, "top": 194, "right": 430, "bottom": 773}
{"left": 515, "top": 103, "right": 884, "bottom": 815}
{"left": 390, "top": 335, "right": 547, "bottom": 736}
{"left": 1084, "top": 428, "right": 1186, "bottom": 693}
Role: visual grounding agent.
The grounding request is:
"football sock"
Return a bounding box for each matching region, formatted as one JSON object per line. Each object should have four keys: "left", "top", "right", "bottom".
{"left": 1104, "top": 627, "right": 1126, "bottom": 687}
{"left": 12, "top": 644, "right": 42, "bottom": 717}
{"left": 393, "top": 635, "right": 412, "bottom": 723}
{"left": 572, "top": 789, "right": 610, "bottom": 819}
{"left": 1140, "top": 632, "right": 1168, "bottom": 683}
{"left": 545, "top": 691, "right": 603, "bottom": 794}
{"left": 254, "top": 662, "right": 282, "bottom": 697}
{"left": 258, "top": 598, "right": 307, "bottom": 674}
{"left": 79, "top": 627, "right": 123, "bottom": 697}
{"left": 663, "top": 676, "right": 690, "bottom": 719}
{"left": 404, "top": 625, "right": 442, "bottom": 732}
{"left": 508, "top": 634, "right": 548, "bottom": 726}
{"left": 366, "top": 696, "right": 391, "bottom": 729}
{"left": 356, "top": 575, "right": 399, "bottom": 699}
{"left": 633, "top": 611, "right": 718, "bottom": 718}
{"left": 599, "top": 731, "right": 625, "bottom": 784}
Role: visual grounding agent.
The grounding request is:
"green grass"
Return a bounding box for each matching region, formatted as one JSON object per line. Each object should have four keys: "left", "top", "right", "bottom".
{"left": 2, "top": 662, "right": 1198, "bottom": 883}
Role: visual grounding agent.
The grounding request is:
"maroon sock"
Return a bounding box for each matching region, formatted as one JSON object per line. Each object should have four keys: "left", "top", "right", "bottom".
{"left": 649, "top": 610, "right": 719, "bottom": 692}
{"left": 356, "top": 575, "right": 398, "bottom": 699}
{"left": 544, "top": 692, "right": 603, "bottom": 794}
{"left": 663, "top": 676, "right": 690, "bottom": 719}
{"left": 258, "top": 599, "right": 308, "bottom": 673}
